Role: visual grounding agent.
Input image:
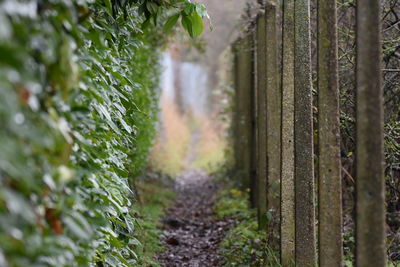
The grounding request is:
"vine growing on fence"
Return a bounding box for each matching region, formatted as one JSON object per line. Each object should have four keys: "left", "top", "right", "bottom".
{"left": 0, "top": 0, "right": 207, "bottom": 266}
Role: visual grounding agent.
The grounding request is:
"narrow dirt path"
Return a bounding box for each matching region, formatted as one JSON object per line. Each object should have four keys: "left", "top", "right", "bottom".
{"left": 157, "top": 170, "right": 232, "bottom": 267}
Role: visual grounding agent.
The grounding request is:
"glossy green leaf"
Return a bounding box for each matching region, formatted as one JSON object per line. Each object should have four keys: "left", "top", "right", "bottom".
{"left": 181, "top": 15, "right": 193, "bottom": 37}
{"left": 104, "top": 0, "right": 113, "bottom": 17}
{"left": 164, "top": 13, "right": 180, "bottom": 32}
{"left": 190, "top": 12, "right": 204, "bottom": 37}
{"left": 146, "top": 2, "right": 158, "bottom": 14}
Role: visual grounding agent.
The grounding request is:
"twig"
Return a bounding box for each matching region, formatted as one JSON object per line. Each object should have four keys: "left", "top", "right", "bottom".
{"left": 342, "top": 166, "right": 355, "bottom": 184}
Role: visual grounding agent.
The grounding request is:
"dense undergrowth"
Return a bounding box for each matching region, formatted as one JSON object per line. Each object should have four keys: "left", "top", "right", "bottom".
{"left": 335, "top": 2, "right": 400, "bottom": 262}
{"left": 214, "top": 179, "right": 280, "bottom": 267}
{"left": 214, "top": 171, "right": 400, "bottom": 267}
{"left": 0, "top": 0, "right": 207, "bottom": 265}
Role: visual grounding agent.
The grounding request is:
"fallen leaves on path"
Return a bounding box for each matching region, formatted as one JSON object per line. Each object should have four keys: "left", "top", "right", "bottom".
{"left": 157, "top": 170, "right": 235, "bottom": 267}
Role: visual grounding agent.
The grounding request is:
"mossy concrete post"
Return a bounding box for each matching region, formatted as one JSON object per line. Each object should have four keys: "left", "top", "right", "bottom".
{"left": 265, "top": 0, "right": 281, "bottom": 222}
{"left": 237, "top": 33, "right": 256, "bottom": 202}
{"left": 317, "top": 0, "right": 343, "bottom": 265}
{"left": 356, "top": 0, "right": 386, "bottom": 266}
{"left": 294, "top": 0, "right": 316, "bottom": 265}
{"left": 280, "top": 0, "right": 295, "bottom": 264}
{"left": 235, "top": 39, "right": 246, "bottom": 186}
{"left": 256, "top": 13, "right": 268, "bottom": 228}
{"left": 232, "top": 40, "right": 241, "bottom": 179}
{"left": 249, "top": 29, "right": 258, "bottom": 209}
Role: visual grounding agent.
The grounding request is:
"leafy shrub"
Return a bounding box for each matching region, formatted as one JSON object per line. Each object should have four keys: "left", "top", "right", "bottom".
{"left": 0, "top": 0, "right": 207, "bottom": 266}
{"left": 215, "top": 188, "right": 249, "bottom": 219}
{"left": 216, "top": 187, "right": 280, "bottom": 267}
{"left": 220, "top": 219, "right": 280, "bottom": 267}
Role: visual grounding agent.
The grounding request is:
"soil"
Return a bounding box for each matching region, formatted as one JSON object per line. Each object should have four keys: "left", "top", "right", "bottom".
{"left": 157, "top": 170, "right": 234, "bottom": 267}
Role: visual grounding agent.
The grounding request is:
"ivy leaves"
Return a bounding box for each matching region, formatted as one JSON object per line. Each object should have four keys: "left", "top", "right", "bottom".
{"left": 0, "top": 0, "right": 165, "bottom": 266}
{"left": 137, "top": 0, "right": 209, "bottom": 38}
{"left": 178, "top": 2, "right": 208, "bottom": 37}
{"left": 104, "top": 0, "right": 209, "bottom": 38}
{"left": 164, "top": 13, "right": 181, "bottom": 32}
{"left": 0, "top": 0, "right": 208, "bottom": 265}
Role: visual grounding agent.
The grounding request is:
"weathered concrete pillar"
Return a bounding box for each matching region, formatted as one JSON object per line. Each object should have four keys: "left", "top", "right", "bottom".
{"left": 265, "top": 0, "right": 281, "bottom": 214}
{"left": 232, "top": 40, "right": 241, "bottom": 179}
{"left": 317, "top": 0, "right": 343, "bottom": 265}
{"left": 237, "top": 33, "right": 256, "bottom": 204}
{"left": 256, "top": 13, "right": 267, "bottom": 228}
{"left": 249, "top": 29, "right": 258, "bottom": 209}
{"left": 265, "top": 0, "right": 281, "bottom": 247}
{"left": 280, "top": 0, "right": 295, "bottom": 264}
{"left": 356, "top": 0, "right": 386, "bottom": 266}
{"left": 235, "top": 39, "right": 247, "bottom": 187}
{"left": 294, "top": 0, "right": 316, "bottom": 265}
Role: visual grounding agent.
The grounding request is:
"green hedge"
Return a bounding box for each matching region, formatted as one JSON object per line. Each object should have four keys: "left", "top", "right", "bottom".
{"left": 0, "top": 0, "right": 207, "bottom": 266}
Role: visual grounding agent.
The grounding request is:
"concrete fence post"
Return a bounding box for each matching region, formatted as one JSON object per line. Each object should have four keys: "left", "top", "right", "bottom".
{"left": 356, "top": 0, "right": 386, "bottom": 265}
